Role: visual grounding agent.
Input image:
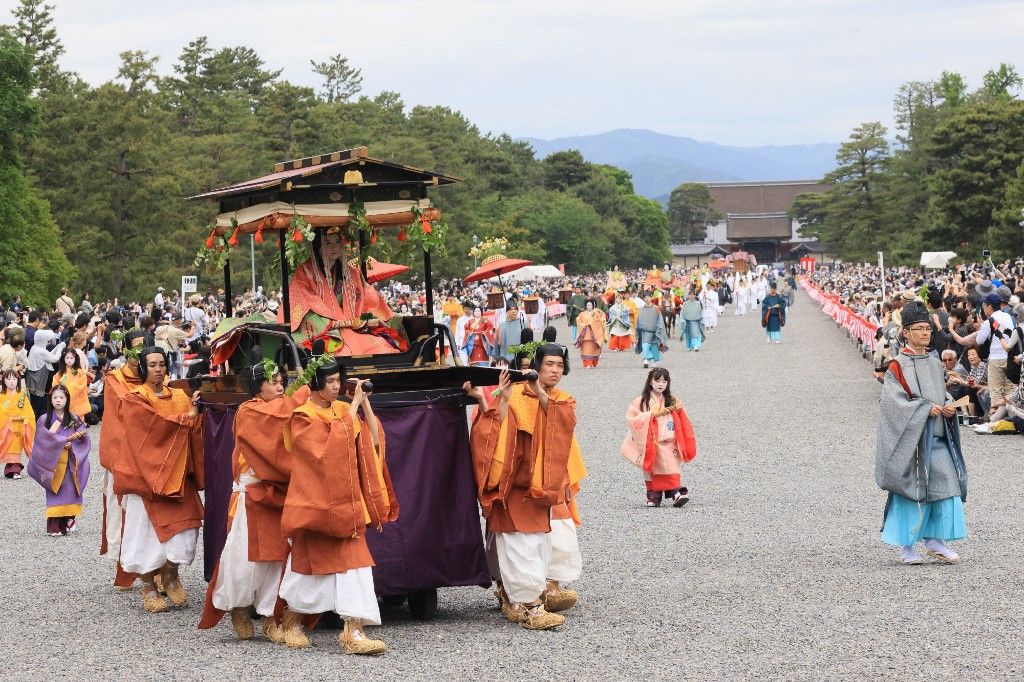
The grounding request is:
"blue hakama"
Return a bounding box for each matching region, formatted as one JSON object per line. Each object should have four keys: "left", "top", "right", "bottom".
{"left": 881, "top": 494, "right": 966, "bottom": 546}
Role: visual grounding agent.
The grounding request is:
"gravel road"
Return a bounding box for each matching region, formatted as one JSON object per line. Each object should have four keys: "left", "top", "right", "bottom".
{"left": 1, "top": 292, "right": 1020, "bottom": 680}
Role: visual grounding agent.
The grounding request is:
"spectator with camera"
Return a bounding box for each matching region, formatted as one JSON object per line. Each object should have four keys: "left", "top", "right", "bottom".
{"left": 971, "top": 293, "right": 1016, "bottom": 411}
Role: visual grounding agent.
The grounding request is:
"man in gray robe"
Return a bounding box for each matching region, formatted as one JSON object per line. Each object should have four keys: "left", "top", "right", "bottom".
{"left": 875, "top": 301, "right": 968, "bottom": 565}
{"left": 636, "top": 294, "right": 668, "bottom": 369}
{"left": 495, "top": 305, "right": 525, "bottom": 362}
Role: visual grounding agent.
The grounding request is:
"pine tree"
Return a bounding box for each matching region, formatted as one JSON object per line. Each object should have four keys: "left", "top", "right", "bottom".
{"left": 310, "top": 53, "right": 363, "bottom": 103}
{"left": 9, "top": 0, "right": 64, "bottom": 90}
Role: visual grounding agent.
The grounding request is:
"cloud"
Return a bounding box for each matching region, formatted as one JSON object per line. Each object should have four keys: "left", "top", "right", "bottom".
{"left": 12, "top": 0, "right": 1024, "bottom": 145}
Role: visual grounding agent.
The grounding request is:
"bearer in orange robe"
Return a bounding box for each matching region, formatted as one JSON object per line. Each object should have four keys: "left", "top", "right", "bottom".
{"left": 277, "top": 349, "right": 398, "bottom": 655}
{"left": 114, "top": 346, "right": 204, "bottom": 614}
{"left": 98, "top": 328, "right": 146, "bottom": 589}
{"left": 199, "top": 350, "right": 310, "bottom": 642}
{"left": 465, "top": 343, "right": 587, "bottom": 631}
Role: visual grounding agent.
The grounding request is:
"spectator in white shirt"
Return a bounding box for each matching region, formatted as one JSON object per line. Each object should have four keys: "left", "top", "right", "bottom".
{"left": 975, "top": 293, "right": 1016, "bottom": 408}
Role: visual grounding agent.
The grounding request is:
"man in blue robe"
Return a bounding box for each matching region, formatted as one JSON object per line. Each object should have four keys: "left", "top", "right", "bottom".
{"left": 761, "top": 283, "right": 787, "bottom": 344}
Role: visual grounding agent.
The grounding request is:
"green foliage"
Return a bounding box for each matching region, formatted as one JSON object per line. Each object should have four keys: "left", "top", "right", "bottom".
{"left": 4, "top": 11, "right": 668, "bottom": 301}
{"left": 310, "top": 53, "right": 363, "bottom": 103}
{"left": 0, "top": 28, "right": 72, "bottom": 305}
{"left": 926, "top": 100, "right": 1024, "bottom": 258}
{"left": 981, "top": 64, "right": 1022, "bottom": 103}
{"left": 0, "top": 28, "right": 37, "bottom": 165}
{"left": 805, "top": 64, "right": 1024, "bottom": 264}
{"left": 0, "top": 164, "right": 74, "bottom": 306}
{"left": 822, "top": 122, "right": 890, "bottom": 261}
{"left": 9, "top": 0, "right": 63, "bottom": 91}
{"left": 542, "top": 150, "right": 591, "bottom": 190}
{"left": 666, "top": 183, "right": 721, "bottom": 243}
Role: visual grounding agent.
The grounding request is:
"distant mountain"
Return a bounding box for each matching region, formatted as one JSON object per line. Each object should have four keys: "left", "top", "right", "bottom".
{"left": 519, "top": 128, "right": 839, "bottom": 200}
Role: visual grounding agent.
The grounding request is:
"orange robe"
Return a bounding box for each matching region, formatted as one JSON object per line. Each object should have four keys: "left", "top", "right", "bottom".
{"left": 98, "top": 366, "right": 142, "bottom": 570}
{"left": 281, "top": 400, "right": 398, "bottom": 575}
{"left": 198, "top": 385, "right": 310, "bottom": 630}
{"left": 575, "top": 309, "right": 607, "bottom": 366}
{"left": 54, "top": 369, "right": 91, "bottom": 418}
{"left": 470, "top": 384, "right": 586, "bottom": 533}
{"left": 281, "top": 257, "right": 405, "bottom": 356}
{"left": 113, "top": 383, "right": 204, "bottom": 542}
{"left": 238, "top": 386, "right": 310, "bottom": 563}
{"left": 0, "top": 390, "right": 35, "bottom": 464}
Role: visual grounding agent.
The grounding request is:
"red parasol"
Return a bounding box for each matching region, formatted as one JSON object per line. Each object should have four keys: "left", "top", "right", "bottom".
{"left": 364, "top": 258, "right": 410, "bottom": 284}
{"left": 463, "top": 255, "right": 532, "bottom": 284}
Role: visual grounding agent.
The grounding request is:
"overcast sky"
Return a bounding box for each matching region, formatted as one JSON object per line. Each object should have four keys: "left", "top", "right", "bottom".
{"left": 6, "top": 0, "right": 1023, "bottom": 146}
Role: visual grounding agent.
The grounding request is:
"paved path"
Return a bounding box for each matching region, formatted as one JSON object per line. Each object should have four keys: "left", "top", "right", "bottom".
{"left": 2, "top": 294, "right": 1021, "bottom": 680}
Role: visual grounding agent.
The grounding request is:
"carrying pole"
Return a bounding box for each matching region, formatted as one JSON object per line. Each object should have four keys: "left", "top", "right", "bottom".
{"left": 878, "top": 251, "right": 885, "bottom": 302}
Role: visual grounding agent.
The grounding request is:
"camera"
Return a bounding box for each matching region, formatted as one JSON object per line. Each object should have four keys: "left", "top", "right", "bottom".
{"left": 982, "top": 249, "right": 991, "bottom": 258}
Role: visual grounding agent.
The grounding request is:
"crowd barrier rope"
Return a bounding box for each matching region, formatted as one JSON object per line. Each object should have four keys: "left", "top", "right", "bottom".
{"left": 801, "top": 279, "right": 879, "bottom": 351}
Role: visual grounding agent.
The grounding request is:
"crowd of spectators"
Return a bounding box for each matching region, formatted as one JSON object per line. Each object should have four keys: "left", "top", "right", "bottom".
{"left": 807, "top": 258, "right": 1024, "bottom": 430}
{"left": 0, "top": 264, "right": 742, "bottom": 425}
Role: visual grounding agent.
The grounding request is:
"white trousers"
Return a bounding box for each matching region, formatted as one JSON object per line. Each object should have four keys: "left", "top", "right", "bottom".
{"left": 548, "top": 518, "right": 583, "bottom": 583}
{"left": 211, "top": 487, "right": 282, "bottom": 617}
{"left": 278, "top": 557, "right": 381, "bottom": 625}
{"left": 102, "top": 469, "right": 123, "bottom": 560}
{"left": 495, "top": 531, "right": 550, "bottom": 604}
{"left": 488, "top": 521, "right": 583, "bottom": 585}
{"left": 120, "top": 493, "right": 198, "bottom": 575}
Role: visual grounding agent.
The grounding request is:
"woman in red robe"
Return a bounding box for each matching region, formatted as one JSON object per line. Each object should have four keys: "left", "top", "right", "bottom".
{"left": 461, "top": 308, "right": 495, "bottom": 366}
{"left": 282, "top": 227, "right": 407, "bottom": 356}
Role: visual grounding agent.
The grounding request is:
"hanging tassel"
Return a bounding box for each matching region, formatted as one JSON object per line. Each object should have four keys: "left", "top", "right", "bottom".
{"left": 369, "top": 230, "right": 378, "bottom": 245}
{"left": 228, "top": 226, "right": 240, "bottom": 247}
{"left": 291, "top": 228, "right": 303, "bottom": 242}
{"left": 255, "top": 226, "right": 264, "bottom": 244}
{"left": 421, "top": 219, "right": 432, "bottom": 235}
{"left": 398, "top": 226, "right": 407, "bottom": 242}
{"left": 205, "top": 228, "right": 216, "bottom": 249}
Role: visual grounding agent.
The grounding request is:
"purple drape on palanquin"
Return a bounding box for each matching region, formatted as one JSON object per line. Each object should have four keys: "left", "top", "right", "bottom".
{"left": 365, "top": 389, "right": 490, "bottom": 596}
{"left": 200, "top": 402, "right": 237, "bottom": 581}
{"left": 199, "top": 390, "right": 489, "bottom": 592}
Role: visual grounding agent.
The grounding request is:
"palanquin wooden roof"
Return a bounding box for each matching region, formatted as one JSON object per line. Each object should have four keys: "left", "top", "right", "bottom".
{"left": 189, "top": 146, "right": 461, "bottom": 204}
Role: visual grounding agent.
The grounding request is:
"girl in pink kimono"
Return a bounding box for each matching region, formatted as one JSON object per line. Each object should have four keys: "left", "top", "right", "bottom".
{"left": 621, "top": 368, "right": 697, "bottom": 507}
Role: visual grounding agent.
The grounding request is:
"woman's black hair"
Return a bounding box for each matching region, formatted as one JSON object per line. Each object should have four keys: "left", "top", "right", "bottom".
{"left": 46, "top": 384, "right": 80, "bottom": 430}
{"left": 640, "top": 367, "right": 673, "bottom": 412}
{"left": 0, "top": 369, "right": 19, "bottom": 394}
{"left": 56, "top": 347, "right": 81, "bottom": 375}
{"left": 311, "top": 229, "right": 345, "bottom": 289}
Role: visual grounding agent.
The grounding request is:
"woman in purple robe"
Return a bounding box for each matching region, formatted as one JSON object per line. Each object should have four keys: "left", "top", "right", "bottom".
{"left": 26, "top": 385, "right": 91, "bottom": 537}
